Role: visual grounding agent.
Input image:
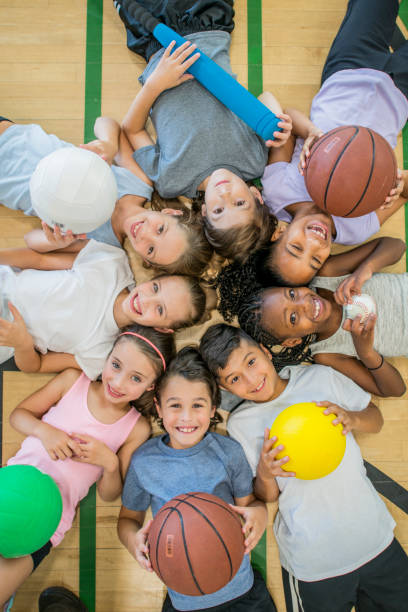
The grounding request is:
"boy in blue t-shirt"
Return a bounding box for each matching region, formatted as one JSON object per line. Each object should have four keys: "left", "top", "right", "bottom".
{"left": 118, "top": 347, "right": 276, "bottom": 611}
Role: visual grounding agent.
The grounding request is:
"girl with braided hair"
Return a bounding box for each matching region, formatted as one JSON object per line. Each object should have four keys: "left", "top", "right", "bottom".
{"left": 233, "top": 237, "right": 408, "bottom": 397}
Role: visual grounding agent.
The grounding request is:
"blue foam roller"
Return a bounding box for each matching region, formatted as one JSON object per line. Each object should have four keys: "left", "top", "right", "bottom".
{"left": 153, "top": 23, "right": 281, "bottom": 141}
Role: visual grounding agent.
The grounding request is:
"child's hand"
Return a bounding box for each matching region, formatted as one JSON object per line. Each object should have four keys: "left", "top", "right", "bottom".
{"left": 334, "top": 266, "right": 372, "bottom": 305}
{"left": 0, "top": 303, "right": 33, "bottom": 351}
{"left": 71, "top": 433, "right": 119, "bottom": 472}
{"left": 265, "top": 113, "right": 292, "bottom": 148}
{"left": 146, "top": 40, "right": 200, "bottom": 94}
{"left": 38, "top": 422, "right": 81, "bottom": 460}
{"left": 343, "top": 312, "right": 376, "bottom": 361}
{"left": 316, "top": 400, "right": 357, "bottom": 435}
{"left": 41, "top": 221, "right": 87, "bottom": 248}
{"left": 257, "top": 428, "right": 295, "bottom": 480}
{"left": 79, "top": 140, "right": 117, "bottom": 165}
{"left": 379, "top": 170, "right": 404, "bottom": 210}
{"left": 133, "top": 519, "right": 154, "bottom": 572}
{"left": 298, "top": 126, "right": 324, "bottom": 174}
{"left": 230, "top": 503, "right": 268, "bottom": 554}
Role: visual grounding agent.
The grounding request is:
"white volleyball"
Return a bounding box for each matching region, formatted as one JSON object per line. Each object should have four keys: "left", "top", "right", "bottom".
{"left": 29, "top": 147, "right": 117, "bottom": 234}
{"left": 344, "top": 294, "right": 376, "bottom": 324}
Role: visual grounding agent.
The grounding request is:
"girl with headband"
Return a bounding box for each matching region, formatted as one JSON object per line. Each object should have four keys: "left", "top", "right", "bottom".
{"left": 1, "top": 324, "right": 175, "bottom": 609}
{"left": 0, "top": 241, "right": 212, "bottom": 378}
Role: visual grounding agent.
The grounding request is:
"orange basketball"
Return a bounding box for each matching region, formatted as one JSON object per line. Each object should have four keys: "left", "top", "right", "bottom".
{"left": 304, "top": 125, "right": 397, "bottom": 217}
{"left": 148, "top": 492, "right": 244, "bottom": 596}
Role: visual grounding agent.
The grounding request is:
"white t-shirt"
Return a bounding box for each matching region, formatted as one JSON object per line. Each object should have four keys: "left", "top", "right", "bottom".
{"left": 227, "top": 364, "right": 395, "bottom": 581}
{"left": 0, "top": 240, "right": 134, "bottom": 379}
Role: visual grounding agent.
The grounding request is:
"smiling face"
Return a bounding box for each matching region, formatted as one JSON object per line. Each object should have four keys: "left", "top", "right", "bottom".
{"left": 260, "top": 286, "right": 333, "bottom": 343}
{"left": 271, "top": 213, "right": 332, "bottom": 285}
{"left": 217, "top": 339, "right": 281, "bottom": 403}
{"left": 202, "top": 169, "right": 262, "bottom": 230}
{"left": 156, "top": 375, "right": 215, "bottom": 450}
{"left": 102, "top": 339, "right": 157, "bottom": 404}
{"left": 123, "top": 209, "right": 187, "bottom": 267}
{"left": 122, "top": 276, "right": 195, "bottom": 332}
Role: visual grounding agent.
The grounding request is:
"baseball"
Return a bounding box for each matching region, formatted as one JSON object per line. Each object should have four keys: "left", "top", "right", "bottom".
{"left": 344, "top": 294, "right": 376, "bottom": 324}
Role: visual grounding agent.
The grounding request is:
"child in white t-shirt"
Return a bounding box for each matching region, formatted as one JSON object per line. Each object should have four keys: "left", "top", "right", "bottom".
{"left": 199, "top": 324, "right": 408, "bottom": 612}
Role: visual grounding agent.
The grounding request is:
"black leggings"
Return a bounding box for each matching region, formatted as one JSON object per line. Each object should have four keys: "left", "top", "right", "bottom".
{"left": 114, "top": 0, "right": 234, "bottom": 61}
{"left": 322, "top": 0, "right": 408, "bottom": 98}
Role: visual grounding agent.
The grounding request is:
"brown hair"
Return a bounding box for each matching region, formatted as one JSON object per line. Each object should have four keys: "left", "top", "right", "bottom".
{"left": 112, "top": 323, "right": 176, "bottom": 417}
{"left": 153, "top": 346, "right": 223, "bottom": 430}
{"left": 192, "top": 192, "right": 278, "bottom": 263}
{"left": 149, "top": 192, "right": 213, "bottom": 276}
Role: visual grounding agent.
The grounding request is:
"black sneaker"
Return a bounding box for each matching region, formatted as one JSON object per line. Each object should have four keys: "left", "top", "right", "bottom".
{"left": 38, "top": 587, "right": 88, "bottom": 612}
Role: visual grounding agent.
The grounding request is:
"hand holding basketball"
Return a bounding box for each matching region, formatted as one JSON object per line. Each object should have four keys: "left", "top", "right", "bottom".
{"left": 298, "top": 126, "right": 324, "bottom": 173}
{"left": 317, "top": 401, "right": 358, "bottom": 435}
{"left": 380, "top": 169, "right": 404, "bottom": 209}
{"left": 134, "top": 519, "right": 154, "bottom": 572}
{"left": 257, "top": 428, "right": 295, "bottom": 479}
{"left": 229, "top": 501, "right": 268, "bottom": 554}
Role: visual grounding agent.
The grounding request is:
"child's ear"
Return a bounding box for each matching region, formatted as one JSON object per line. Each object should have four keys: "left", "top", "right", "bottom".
{"left": 281, "top": 337, "right": 303, "bottom": 347}
{"left": 211, "top": 405, "right": 216, "bottom": 418}
{"left": 260, "top": 343, "right": 273, "bottom": 360}
{"left": 270, "top": 222, "right": 286, "bottom": 242}
{"left": 249, "top": 185, "right": 264, "bottom": 204}
{"left": 201, "top": 203, "right": 207, "bottom": 217}
{"left": 142, "top": 260, "right": 152, "bottom": 269}
{"left": 154, "top": 327, "right": 174, "bottom": 334}
{"left": 161, "top": 208, "right": 183, "bottom": 217}
{"left": 147, "top": 383, "right": 155, "bottom": 392}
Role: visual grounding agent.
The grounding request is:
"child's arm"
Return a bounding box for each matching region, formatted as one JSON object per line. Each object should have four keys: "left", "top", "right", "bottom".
{"left": 79, "top": 116, "right": 120, "bottom": 165}
{"left": 319, "top": 237, "right": 406, "bottom": 303}
{"left": 24, "top": 225, "right": 89, "bottom": 254}
{"left": 117, "top": 507, "right": 153, "bottom": 572}
{"left": 0, "top": 247, "right": 76, "bottom": 270}
{"left": 316, "top": 399, "right": 383, "bottom": 434}
{"left": 122, "top": 40, "right": 200, "bottom": 151}
{"left": 253, "top": 429, "right": 295, "bottom": 503}
{"left": 9, "top": 369, "right": 82, "bottom": 459}
{"left": 72, "top": 416, "right": 151, "bottom": 502}
{"left": 228, "top": 494, "right": 268, "bottom": 555}
{"left": 114, "top": 130, "right": 153, "bottom": 188}
{"left": 314, "top": 322, "right": 406, "bottom": 397}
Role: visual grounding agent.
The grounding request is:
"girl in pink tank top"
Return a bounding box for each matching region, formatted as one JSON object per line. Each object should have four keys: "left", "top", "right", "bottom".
{"left": 1, "top": 323, "right": 174, "bottom": 609}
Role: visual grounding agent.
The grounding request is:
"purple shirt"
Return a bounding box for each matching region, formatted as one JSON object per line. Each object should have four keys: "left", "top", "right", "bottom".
{"left": 262, "top": 69, "right": 408, "bottom": 245}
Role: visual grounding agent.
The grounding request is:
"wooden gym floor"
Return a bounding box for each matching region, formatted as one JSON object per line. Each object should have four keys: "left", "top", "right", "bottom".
{"left": 1, "top": 1, "right": 407, "bottom": 610}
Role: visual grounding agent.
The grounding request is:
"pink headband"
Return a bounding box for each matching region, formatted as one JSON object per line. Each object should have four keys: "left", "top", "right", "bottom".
{"left": 119, "top": 332, "right": 166, "bottom": 371}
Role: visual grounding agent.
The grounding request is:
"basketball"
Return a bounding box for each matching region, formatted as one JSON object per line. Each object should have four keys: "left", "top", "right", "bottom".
{"left": 0, "top": 465, "right": 63, "bottom": 558}
{"left": 269, "top": 402, "right": 346, "bottom": 480}
{"left": 304, "top": 125, "right": 397, "bottom": 217}
{"left": 29, "top": 146, "right": 117, "bottom": 234}
{"left": 148, "top": 492, "right": 245, "bottom": 595}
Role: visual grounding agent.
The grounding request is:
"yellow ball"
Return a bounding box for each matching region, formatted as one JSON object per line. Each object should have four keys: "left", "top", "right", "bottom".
{"left": 269, "top": 402, "right": 346, "bottom": 480}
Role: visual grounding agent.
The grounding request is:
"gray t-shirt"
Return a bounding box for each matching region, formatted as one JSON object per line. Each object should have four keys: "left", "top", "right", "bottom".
{"left": 309, "top": 273, "right": 408, "bottom": 357}
{"left": 133, "top": 31, "right": 268, "bottom": 198}
{"left": 227, "top": 364, "right": 394, "bottom": 581}
{"left": 122, "top": 432, "right": 254, "bottom": 610}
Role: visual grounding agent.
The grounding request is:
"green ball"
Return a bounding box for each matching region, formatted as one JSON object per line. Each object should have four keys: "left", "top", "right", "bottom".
{"left": 0, "top": 465, "right": 63, "bottom": 558}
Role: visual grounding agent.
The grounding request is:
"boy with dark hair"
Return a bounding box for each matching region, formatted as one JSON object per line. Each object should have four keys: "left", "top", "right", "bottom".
{"left": 199, "top": 323, "right": 408, "bottom": 612}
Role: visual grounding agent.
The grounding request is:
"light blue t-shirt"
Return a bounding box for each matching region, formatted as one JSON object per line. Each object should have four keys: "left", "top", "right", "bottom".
{"left": 0, "top": 123, "right": 153, "bottom": 247}
{"left": 122, "top": 432, "right": 254, "bottom": 611}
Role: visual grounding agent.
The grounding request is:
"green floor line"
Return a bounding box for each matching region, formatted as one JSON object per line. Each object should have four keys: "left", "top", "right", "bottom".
{"left": 247, "top": 0, "right": 263, "bottom": 97}
{"left": 399, "top": 2, "right": 408, "bottom": 269}
{"left": 247, "top": 0, "right": 268, "bottom": 581}
{"left": 79, "top": 0, "right": 103, "bottom": 609}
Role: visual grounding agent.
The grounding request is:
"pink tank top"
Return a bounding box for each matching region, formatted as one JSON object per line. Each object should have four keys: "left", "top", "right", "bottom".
{"left": 8, "top": 373, "right": 140, "bottom": 546}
